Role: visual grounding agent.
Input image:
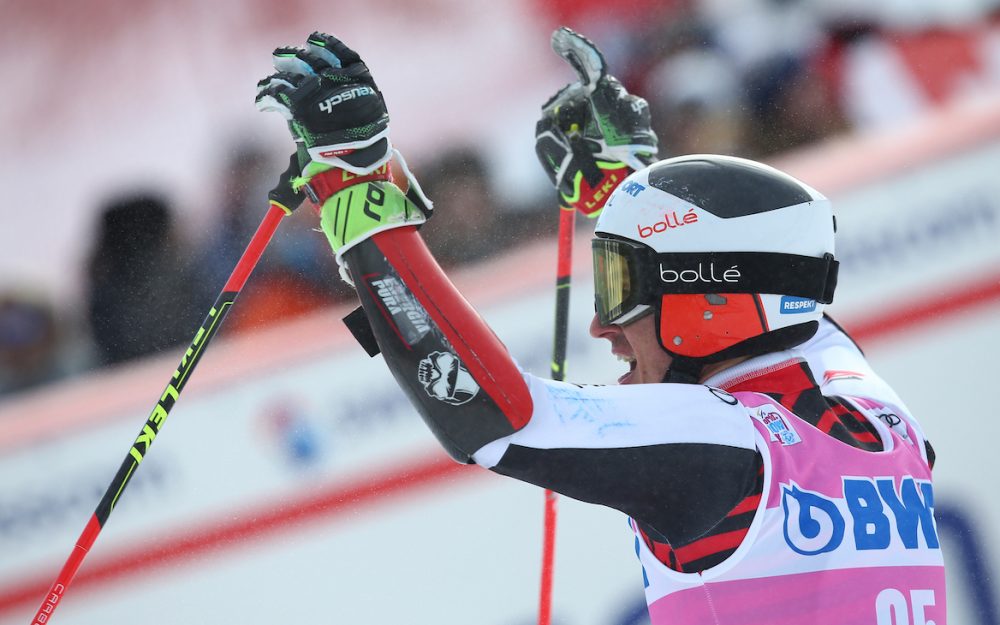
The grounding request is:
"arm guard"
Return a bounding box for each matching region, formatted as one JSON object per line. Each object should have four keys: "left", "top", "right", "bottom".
{"left": 341, "top": 226, "right": 533, "bottom": 462}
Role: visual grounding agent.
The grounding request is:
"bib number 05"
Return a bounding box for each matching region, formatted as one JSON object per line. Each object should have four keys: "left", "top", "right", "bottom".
{"left": 876, "top": 588, "right": 937, "bottom": 625}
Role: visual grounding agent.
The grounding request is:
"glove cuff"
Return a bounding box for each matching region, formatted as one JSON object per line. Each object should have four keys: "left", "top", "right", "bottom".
{"left": 319, "top": 181, "right": 427, "bottom": 274}
{"left": 560, "top": 161, "right": 631, "bottom": 217}
{"left": 299, "top": 163, "right": 394, "bottom": 214}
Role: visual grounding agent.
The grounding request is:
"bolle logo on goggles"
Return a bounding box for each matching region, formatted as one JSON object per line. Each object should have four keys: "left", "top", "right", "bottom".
{"left": 319, "top": 86, "right": 375, "bottom": 113}
{"left": 637, "top": 209, "right": 698, "bottom": 238}
{"left": 659, "top": 262, "right": 740, "bottom": 284}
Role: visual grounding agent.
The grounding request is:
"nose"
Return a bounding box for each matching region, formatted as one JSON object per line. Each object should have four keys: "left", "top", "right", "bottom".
{"left": 589, "top": 313, "right": 619, "bottom": 340}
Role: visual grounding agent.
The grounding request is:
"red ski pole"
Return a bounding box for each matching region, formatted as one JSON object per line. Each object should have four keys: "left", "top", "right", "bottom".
{"left": 539, "top": 205, "right": 575, "bottom": 625}
{"left": 30, "top": 196, "right": 293, "bottom": 625}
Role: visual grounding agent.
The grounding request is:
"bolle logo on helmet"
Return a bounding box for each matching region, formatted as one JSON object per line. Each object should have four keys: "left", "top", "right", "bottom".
{"left": 318, "top": 85, "right": 376, "bottom": 113}
{"left": 659, "top": 262, "right": 740, "bottom": 284}
{"left": 637, "top": 209, "right": 698, "bottom": 238}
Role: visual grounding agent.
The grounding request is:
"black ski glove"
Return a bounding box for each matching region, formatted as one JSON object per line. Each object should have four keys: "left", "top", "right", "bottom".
{"left": 256, "top": 32, "right": 392, "bottom": 178}
{"left": 535, "top": 28, "right": 659, "bottom": 217}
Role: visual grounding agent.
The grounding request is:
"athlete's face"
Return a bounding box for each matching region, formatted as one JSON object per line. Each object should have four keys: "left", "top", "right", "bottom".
{"left": 589, "top": 313, "right": 673, "bottom": 385}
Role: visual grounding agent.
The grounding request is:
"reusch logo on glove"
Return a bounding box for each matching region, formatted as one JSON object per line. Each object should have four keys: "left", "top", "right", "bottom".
{"left": 319, "top": 86, "right": 376, "bottom": 113}
{"left": 637, "top": 209, "right": 699, "bottom": 238}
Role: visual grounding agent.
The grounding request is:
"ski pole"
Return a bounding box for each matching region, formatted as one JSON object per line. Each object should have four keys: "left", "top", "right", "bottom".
{"left": 30, "top": 181, "right": 298, "bottom": 624}
{"left": 538, "top": 205, "right": 575, "bottom": 625}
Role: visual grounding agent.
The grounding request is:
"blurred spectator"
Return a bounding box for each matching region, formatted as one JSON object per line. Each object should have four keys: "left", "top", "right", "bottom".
{"left": 417, "top": 147, "right": 551, "bottom": 268}
{"left": 193, "top": 142, "right": 349, "bottom": 335}
{"left": 86, "top": 192, "right": 200, "bottom": 366}
{"left": 828, "top": 20, "right": 998, "bottom": 132}
{"left": 742, "top": 52, "right": 850, "bottom": 157}
{"left": 643, "top": 45, "right": 748, "bottom": 157}
{"left": 822, "top": 23, "right": 921, "bottom": 132}
{"left": 0, "top": 290, "right": 66, "bottom": 395}
{"left": 698, "top": 0, "right": 826, "bottom": 75}
{"left": 194, "top": 143, "right": 276, "bottom": 303}
{"left": 538, "top": 0, "right": 691, "bottom": 89}
{"left": 627, "top": 6, "right": 848, "bottom": 159}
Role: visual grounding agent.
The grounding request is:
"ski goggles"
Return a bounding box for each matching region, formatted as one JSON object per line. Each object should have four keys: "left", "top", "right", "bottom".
{"left": 592, "top": 238, "right": 652, "bottom": 326}
{"left": 592, "top": 237, "right": 840, "bottom": 326}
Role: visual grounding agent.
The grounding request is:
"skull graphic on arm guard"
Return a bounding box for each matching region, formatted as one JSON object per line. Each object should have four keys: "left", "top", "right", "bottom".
{"left": 417, "top": 351, "right": 480, "bottom": 405}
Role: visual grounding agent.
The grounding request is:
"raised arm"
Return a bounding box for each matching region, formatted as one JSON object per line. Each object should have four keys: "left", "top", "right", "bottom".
{"left": 255, "top": 33, "right": 532, "bottom": 462}
{"left": 254, "top": 32, "right": 761, "bottom": 546}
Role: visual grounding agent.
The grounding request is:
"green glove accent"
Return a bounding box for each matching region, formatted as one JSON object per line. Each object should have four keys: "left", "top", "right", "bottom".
{"left": 320, "top": 181, "right": 426, "bottom": 260}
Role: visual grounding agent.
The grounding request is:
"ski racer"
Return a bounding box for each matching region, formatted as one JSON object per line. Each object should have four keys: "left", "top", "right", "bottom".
{"left": 255, "top": 29, "right": 946, "bottom": 624}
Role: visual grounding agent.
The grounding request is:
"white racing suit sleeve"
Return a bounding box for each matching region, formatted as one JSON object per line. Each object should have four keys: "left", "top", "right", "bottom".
{"left": 474, "top": 377, "right": 760, "bottom": 543}
{"left": 341, "top": 226, "right": 762, "bottom": 543}
{"left": 473, "top": 377, "right": 756, "bottom": 467}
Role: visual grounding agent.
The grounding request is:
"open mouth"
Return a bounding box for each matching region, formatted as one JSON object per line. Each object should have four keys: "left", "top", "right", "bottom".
{"left": 616, "top": 353, "right": 637, "bottom": 384}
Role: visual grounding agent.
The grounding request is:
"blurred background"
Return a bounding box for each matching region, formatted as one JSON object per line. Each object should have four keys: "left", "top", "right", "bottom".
{"left": 1, "top": 0, "right": 1000, "bottom": 623}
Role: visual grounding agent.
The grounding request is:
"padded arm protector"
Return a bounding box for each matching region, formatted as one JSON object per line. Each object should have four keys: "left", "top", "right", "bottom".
{"left": 341, "top": 226, "right": 533, "bottom": 463}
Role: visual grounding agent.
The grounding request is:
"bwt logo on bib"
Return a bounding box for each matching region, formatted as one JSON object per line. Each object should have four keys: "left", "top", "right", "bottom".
{"left": 782, "top": 477, "right": 939, "bottom": 556}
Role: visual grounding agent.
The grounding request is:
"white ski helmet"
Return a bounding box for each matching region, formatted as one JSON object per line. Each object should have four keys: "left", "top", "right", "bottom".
{"left": 592, "top": 154, "right": 839, "bottom": 380}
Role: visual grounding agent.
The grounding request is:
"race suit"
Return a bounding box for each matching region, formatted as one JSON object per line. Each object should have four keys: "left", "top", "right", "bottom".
{"left": 342, "top": 226, "right": 945, "bottom": 624}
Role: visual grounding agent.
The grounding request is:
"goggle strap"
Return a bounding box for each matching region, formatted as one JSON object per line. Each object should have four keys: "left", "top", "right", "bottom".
{"left": 652, "top": 251, "right": 838, "bottom": 303}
